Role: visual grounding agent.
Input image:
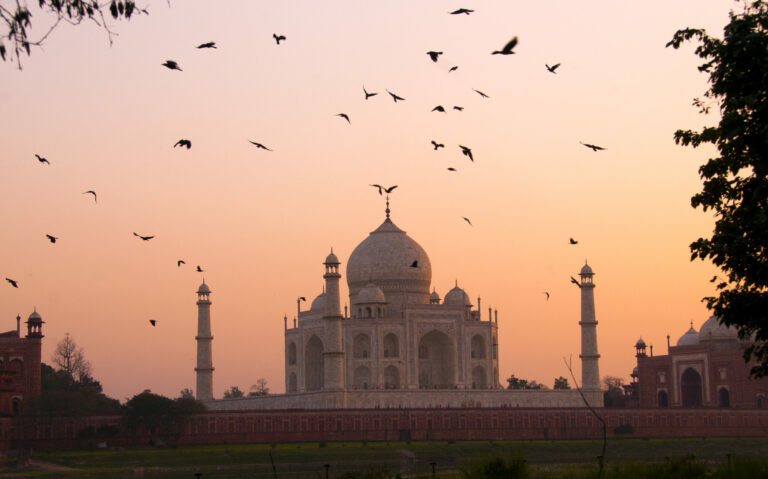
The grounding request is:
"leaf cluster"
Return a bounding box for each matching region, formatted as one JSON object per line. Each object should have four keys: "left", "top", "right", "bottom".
{"left": 122, "top": 390, "right": 206, "bottom": 437}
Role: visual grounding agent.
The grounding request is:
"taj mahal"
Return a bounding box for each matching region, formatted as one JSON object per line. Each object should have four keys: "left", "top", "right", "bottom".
{"left": 200, "top": 202, "right": 603, "bottom": 410}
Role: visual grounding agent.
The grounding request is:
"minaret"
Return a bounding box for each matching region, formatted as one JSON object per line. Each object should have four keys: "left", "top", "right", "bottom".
{"left": 25, "top": 309, "right": 44, "bottom": 397}
{"left": 322, "top": 249, "right": 345, "bottom": 389}
{"left": 578, "top": 262, "right": 600, "bottom": 394}
{"left": 195, "top": 280, "right": 214, "bottom": 400}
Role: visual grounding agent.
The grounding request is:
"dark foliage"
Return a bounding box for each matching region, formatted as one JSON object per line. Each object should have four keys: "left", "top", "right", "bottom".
{"left": 24, "top": 363, "right": 120, "bottom": 416}
{"left": 122, "top": 390, "right": 206, "bottom": 440}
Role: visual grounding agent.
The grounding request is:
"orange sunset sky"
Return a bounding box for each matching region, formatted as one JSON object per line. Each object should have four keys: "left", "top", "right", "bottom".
{"left": 1, "top": 1, "right": 734, "bottom": 400}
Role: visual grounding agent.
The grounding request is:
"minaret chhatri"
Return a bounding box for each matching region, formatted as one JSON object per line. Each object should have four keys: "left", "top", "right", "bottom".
{"left": 195, "top": 280, "right": 214, "bottom": 400}
{"left": 322, "top": 249, "right": 345, "bottom": 390}
{"left": 578, "top": 262, "right": 601, "bottom": 394}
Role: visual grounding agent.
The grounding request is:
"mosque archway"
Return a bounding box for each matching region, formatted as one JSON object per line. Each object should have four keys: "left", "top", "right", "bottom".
{"left": 418, "top": 330, "right": 455, "bottom": 388}
{"left": 288, "top": 372, "right": 297, "bottom": 392}
{"left": 657, "top": 389, "right": 669, "bottom": 408}
{"left": 383, "top": 333, "right": 399, "bottom": 358}
{"left": 353, "top": 366, "right": 371, "bottom": 389}
{"left": 718, "top": 387, "right": 730, "bottom": 407}
{"left": 681, "top": 367, "right": 703, "bottom": 407}
{"left": 384, "top": 365, "right": 400, "bottom": 389}
{"left": 287, "top": 342, "right": 297, "bottom": 365}
{"left": 471, "top": 335, "right": 486, "bottom": 359}
{"left": 304, "top": 335, "right": 324, "bottom": 391}
{"left": 353, "top": 334, "right": 371, "bottom": 359}
{"left": 471, "top": 365, "right": 487, "bottom": 389}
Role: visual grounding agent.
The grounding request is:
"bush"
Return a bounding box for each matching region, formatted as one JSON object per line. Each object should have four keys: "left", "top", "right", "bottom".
{"left": 460, "top": 457, "right": 528, "bottom": 479}
{"left": 613, "top": 424, "right": 635, "bottom": 435}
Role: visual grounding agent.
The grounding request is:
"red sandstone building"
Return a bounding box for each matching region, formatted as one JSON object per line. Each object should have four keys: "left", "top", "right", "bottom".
{"left": 627, "top": 315, "right": 768, "bottom": 409}
{"left": 0, "top": 311, "right": 43, "bottom": 416}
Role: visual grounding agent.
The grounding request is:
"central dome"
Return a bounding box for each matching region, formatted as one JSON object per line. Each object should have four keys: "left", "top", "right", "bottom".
{"left": 346, "top": 218, "right": 432, "bottom": 300}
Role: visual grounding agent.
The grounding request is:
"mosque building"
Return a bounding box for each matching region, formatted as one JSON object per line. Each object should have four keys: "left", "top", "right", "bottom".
{"left": 201, "top": 202, "right": 604, "bottom": 410}
{"left": 0, "top": 311, "right": 43, "bottom": 416}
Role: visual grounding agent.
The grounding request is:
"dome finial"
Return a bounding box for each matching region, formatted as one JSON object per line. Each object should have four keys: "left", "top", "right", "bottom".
{"left": 385, "top": 195, "right": 390, "bottom": 219}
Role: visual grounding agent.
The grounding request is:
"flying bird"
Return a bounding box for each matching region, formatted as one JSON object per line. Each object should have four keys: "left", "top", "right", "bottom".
{"left": 492, "top": 36, "right": 518, "bottom": 55}
{"left": 6, "top": 278, "right": 18, "bottom": 288}
{"left": 249, "top": 141, "right": 272, "bottom": 151}
{"left": 162, "top": 60, "right": 182, "bottom": 71}
{"left": 336, "top": 113, "right": 351, "bottom": 123}
{"left": 273, "top": 33, "right": 286, "bottom": 45}
{"left": 177, "top": 260, "right": 186, "bottom": 267}
{"left": 197, "top": 42, "right": 216, "bottom": 49}
{"left": 427, "top": 51, "right": 443, "bottom": 62}
{"left": 459, "top": 145, "right": 473, "bottom": 162}
{"left": 410, "top": 260, "right": 419, "bottom": 268}
{"left": 370, "top": 184, "right": 398, "bottom": 195}
{"left": 449, "top": 66, "right": 458, "bottom": 72}
{"left": 447, "top": 167, "right": 457, "bottom": 172}
{"left": 545, "top": 63, "right": 561, "bottom": 73}
{"left": 34, "top": 154, "right": 50, "bottom": 164}
{"left": 569, "top": 238, "right": 578, "bottom": 245}
{"left": 174, "top": 139, "right": 191, "bottom": 149}
{"left": 462, "top": 217, "right": 473, "bottom": 226}
{"left": 580, "top": 141, "right": 605, "bottom": 151}
{"left": 431, "top": 141, "right": 444, "bottom": 150}
{"left": 432, "top": 105, "right": 446, "bottom": 113}
{"left": 45, "top": 234, "right": 58, "bottom": 243}
{"left": 386, "top": 90, "right": 405, "bottom": 102}
{"left": 570, "top": 276, "right": 582, "bottom": 288}
{"left": 472, "top": 88, "right": 490, "bottom": 98}
{"left": 543, "top": 292, "right": 550, "bottom": 300}
{"left": 82, "top": 190, "right": 97, "bottom": 203}
{"left": 363, "top": 86, "right": 378, "bottom": 100}
{"left": 453, "top": 106, "right": 464, "bottom": 111}
{"left": 196, "top": 266, "right": 204, "bottom": 272}
{"left": 133, "top": 232, "right": 154, "bottom": 241}
{"left": 450, "top": 8, "right": 474, "bottom": 15}
{"left": 149, "top": 319, "right": 156, "bottom": 326}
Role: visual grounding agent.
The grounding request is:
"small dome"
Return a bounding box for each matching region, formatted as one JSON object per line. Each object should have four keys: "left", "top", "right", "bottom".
{"left": 354, "top": 283, "right": 386, "bottom": 304}
{"left": 699, "top": 314, "right": 739, "bottom": 341}
{"left": 632, "top": 366, "right": 638, "bottom": 376}
{"left": 444, "top": 284, "right": 471, "bottom": 306}
{"left": 310, "top": 292, "right": 326, "bottom": 312}
{"left": 325, "top": 250, "right": 340, "bottom": 265}
{"left": 197, "top": 282, "right": 210, "bottom": 294}
{"left": 580, "top": 263, "right": 593, "bottom": 275}
{"left": 430, "top": 290, "right": 440, "bottom": 301}
{"left": 28, "top": 310, "right": 42, "bottom": 321}
{"left": 676, "top": 326, "right": 700, "bottom": 346}
{"left": 635, "top": 337, "right": 646, "bottom": 348}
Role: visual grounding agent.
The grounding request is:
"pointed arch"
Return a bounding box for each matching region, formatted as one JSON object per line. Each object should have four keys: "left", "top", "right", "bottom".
{"left": 304, "top": 335, "right": 324, "bottom": 391}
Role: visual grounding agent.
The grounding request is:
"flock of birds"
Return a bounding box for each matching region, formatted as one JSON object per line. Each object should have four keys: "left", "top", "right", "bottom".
{"left": 7, "top": 7, "right": 608, "bottom": 314}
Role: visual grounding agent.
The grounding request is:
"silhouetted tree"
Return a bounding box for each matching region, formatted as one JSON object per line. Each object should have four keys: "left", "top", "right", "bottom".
{"left": 223, "top": 386, "right": 244, "bottom": 398}
{"left": 553, "top": 376, "right": 571, "bottom": 390}
{"left": 506, "top": 374, "right": 544, "bottom": 390}
{"left": 51, "top": 333, "right": 92, "bottom": 386}
{"left": 249, "top": 378, "right": 269, "bottom": 396}
{"left": 179, "top": 388, "right": 195, "bottom": 399}
{"left": 122, "top": 390, "right": 206, "bottom": 443}
{"left": 25, "top": 363, "right": 120, "bottom": 416}
{"left": 603, "top": 376, "right": 626, "bottom": 408}
{"left": 667, "top": 0, "right": 768, "bottom": 377}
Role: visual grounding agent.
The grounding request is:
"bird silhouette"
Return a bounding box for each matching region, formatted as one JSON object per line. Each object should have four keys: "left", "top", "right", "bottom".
{"left": 386, "top": 90, "right": 405, "bottom": 102}
{"left": 459, "top": 145, "right": 473, "bottom": 161}
{"left": 149, "top": 319, "right": 156, "bottom": 326}
{"left": 133, "top": 232, "right": 154, "bottom": 241}
{"left": 177, "top": 260, "right": 186, "bottom": 267}
{"left": 82, "top": 190, "right": 97, "bottom": 203}
{"left": 570, "top": 276, "right": 582, "bottom": 288}
{"left": 580, "top": 141, "right": 605, "bottom": 151}
{"left": 410, "top": 260, "right": 419, "bottom": 268}
{"left": 450, "top": 8, "right": 474, "bottom": 15}
{"left": 174, "top": 139, "right": 191, "bottom": 149}
{"left": 273, "top": 33, "right": 286, "bottom": 45}
{"left": 427, "top": 51, "right": 443, "bottom": 62}
{"left": 162, "top": 60, "right": 182, "bottom": 71}
{"left": 370, "top": 184, "right": 398, "bottom": 195}
{"left": 543, "top": 291, "right": 550, "bottom": 300}
{"left": 45, "top": 234, "right": 58, "bottom": 243}
{"left": 197, "top": 42, "right": 216, "bottom": 49}
{"left": 569, "top": 238, "right": 578, "bottom": 245}
{"left": 336, "top": 113, "right": 351, "bottom": 123}
{"left": 473, "top": 88, "right": 490, "bottom": 98}
{"left": 449, "top": 65, "right": 458, "bottom": 72}
{"left": 453, "top": 106, "right": 464, "bottom": 111}
{"left": 545, "top": 63, "right": 561, "bottom": 73}
{"left": 249, "top": 141, "right": 272, "bottom": 151}
{"left": 34, "top": 154, "right": 50, "bottom": 164}
{"left": 363, "top": 86, "right": 378, "bottom": 100}
{"left": 6, "top": 278, "right": 18, "bottom": 288}
{"left": 432, "top": 105, "right": 446, "bottom": 113}
{"left": 492, "top": 36, "right": 518, "bottom": 55}
{"left": 462, "top": 217, "right": 473, "bottom": 226}
{"left": 196, "top": 266, "right": 204, "bottom": 272}
{"left": 431, "top": 141, "right": 444, "bottom": 150}
{"left": 447, "top": 167, "right": 457, "bottom": 172}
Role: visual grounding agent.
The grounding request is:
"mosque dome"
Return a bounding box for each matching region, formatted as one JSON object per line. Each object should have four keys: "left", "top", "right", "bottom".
{"left": 580, "top": 263, "right": 593, "bottom": 275}
{"left": 354, "top": 284, "right": 387, "bottom": 304}
{"left": 310, "top": 292, "right": 326, "bottom": 312}
{"left": 699, "top": 314, "right": 739, "bottom": 341}
{"left": 430, "top": 289, "right": 441, "bottom": 302}
{"left": 28, "top": 310, "right": 41, "bottom": 321}
{"left": 197, "top": 282, "right": 210, "bottom": 294}
{"left": 325, "top": 250, "right": 339, "bottom": 264}
{"left": 346, "top": 218, "right": 432, "bottom": 297}
{"left": 676, "top": 326, "right": 700, "bottom": 346}
{"left": 444, "top": 284, "right": 471, "bottom": 306}
{"left": 635, "top": 337, "right": 646, "bottom": 348}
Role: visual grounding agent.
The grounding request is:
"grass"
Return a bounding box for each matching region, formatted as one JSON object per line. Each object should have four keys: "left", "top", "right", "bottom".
{"left": 2, "top": 437, "right": 767, "bottom": 478}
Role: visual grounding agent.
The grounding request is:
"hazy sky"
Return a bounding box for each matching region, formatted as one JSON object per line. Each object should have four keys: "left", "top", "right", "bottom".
{"left": 1, "top": 1, "right": 735, "bottom": 400}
